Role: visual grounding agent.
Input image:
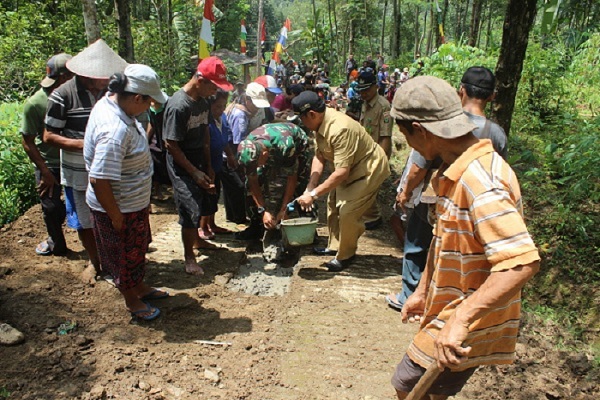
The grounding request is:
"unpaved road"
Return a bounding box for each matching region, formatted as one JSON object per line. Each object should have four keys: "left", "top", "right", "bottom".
{"left": 0, "top": 191, "right": 598, "bottom": 399}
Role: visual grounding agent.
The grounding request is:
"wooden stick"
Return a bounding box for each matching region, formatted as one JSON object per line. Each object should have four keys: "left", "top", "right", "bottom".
{"left": 406, "top": 362, "right": 442, "bottom": 400}
{"left": 193, "top": 340, "right": 232, "bottom": 346}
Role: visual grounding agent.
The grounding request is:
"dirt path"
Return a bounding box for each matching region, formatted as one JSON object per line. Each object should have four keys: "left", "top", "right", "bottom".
{"left": 0, "top": 194, "right": 598, "bottom": 399}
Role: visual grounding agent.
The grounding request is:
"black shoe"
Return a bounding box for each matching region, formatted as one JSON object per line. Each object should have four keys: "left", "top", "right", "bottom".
{"left": 364, "top": 217, "right": 383, "bottom": 230}
{"left": 234, "top": 224, "right": 264, "bottom": 240}
{"left": 313, "top": 247, "right": 337, "bottom": 256}
{"left": 324, "top": 256, "right": 355, "bottom": 272}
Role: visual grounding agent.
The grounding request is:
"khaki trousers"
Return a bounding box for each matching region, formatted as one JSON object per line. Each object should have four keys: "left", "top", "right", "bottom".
{"left": 362, "top": 188, "right": 381, "bottom": 222}
{"left": 326, "top": 187, "right": 378, "bottom": 260}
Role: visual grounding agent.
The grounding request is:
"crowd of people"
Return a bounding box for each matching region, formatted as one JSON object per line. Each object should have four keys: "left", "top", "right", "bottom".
{"left": 7, "top": 39, "right": 541, "bottom": 399}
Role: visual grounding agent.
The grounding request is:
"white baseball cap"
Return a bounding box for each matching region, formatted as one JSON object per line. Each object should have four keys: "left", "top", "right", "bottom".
{"left": 245, "top": 82, "right": 270, "bottom": 108}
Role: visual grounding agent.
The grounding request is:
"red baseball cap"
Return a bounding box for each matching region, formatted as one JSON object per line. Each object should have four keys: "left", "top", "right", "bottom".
{"left": 197, "top": 56, "right": 233, "bottom": 91}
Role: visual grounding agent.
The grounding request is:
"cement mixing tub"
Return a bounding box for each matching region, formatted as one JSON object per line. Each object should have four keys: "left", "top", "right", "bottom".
{"left": 280, "top": 217, "right": 317, "bottom": 247}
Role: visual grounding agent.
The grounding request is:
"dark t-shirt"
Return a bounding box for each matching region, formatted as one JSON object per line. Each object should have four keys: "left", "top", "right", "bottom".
{"left": 163, "top": 89, "right": 209, "bottom": 176}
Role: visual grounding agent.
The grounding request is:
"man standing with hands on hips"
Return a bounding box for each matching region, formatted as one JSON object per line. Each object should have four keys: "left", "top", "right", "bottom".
{"left": 293, "top": 91, "right": 390, "bottom": 272}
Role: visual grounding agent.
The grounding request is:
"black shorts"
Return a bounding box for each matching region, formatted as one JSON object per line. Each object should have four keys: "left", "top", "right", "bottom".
{"left": 151, "top": 149, "right": 171, "bottom": 185}
{"left": 169, "top": 172, "right": 205, "bottom": 229}
{"left": 391, "top": 354, "right": 477, "bottom": 396}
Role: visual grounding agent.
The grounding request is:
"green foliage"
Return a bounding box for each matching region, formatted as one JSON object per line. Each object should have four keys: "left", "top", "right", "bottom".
{"left": 0, "top": 1, "right": 85, "bottom": 103}
{"left": 0, "top": 103, "right": 37, "bottom": 227}
{"left": 420, "top": 40, "right": 599, "bottom": 339}
{"left": 509, "top": 101, "right": 599, "bottom": 339}
{"left": 517, "top": 39, "right": 573, "bottom": 121}
{"left": 0, "top": 386, "right": 10, "bottom": 398}
{"left": 416, "top": 42, "right": 497, "bottom": 85}
{"left": 569, "top": 32, "right": 600, "bottom": 116}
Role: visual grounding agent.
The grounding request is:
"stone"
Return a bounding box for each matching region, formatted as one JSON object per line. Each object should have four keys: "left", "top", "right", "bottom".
{"left": 204, "top": 369, "right": 220, "bottom": 383}
{"left": 139, "top": 381, "right": 151, "bottom": 392}
{"left": 0, "top": 323, "right": 25, "bottom": 345}
{"left": 214, "top": 274, "right": 232, "bottom": 286}
{"left": 88, "top": 385, "right": 106, "bottom": 400}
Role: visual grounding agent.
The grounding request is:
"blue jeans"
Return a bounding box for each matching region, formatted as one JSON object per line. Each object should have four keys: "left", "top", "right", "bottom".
{"left": 398, "top": 202, "right": 433, "bottom": 305}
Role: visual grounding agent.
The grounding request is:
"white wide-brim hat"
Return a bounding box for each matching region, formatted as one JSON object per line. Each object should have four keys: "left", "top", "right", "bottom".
{"left": 67, "top": 39, "right": 129, "bottom": 79}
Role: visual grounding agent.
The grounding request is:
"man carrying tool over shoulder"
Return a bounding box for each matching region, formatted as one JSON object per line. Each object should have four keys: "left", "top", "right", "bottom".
{"left": 390, "top": 76, "right": 540, "bottom": 399}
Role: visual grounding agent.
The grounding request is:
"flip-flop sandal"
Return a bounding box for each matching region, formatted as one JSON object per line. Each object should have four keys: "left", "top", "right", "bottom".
{"left": 385, "top": 293, "right": 404, "bottom": 312}
{"left": 198, "top": 230, "right": 216, "bottom": 240}
{"left": 140, "top": 288, "right": 170, "bottom": 301}
{"left": 130, "top": 303, "right": 161, "bottom": 321}
{"left": 35, "top": 240, "right": 53, "bottom": 256}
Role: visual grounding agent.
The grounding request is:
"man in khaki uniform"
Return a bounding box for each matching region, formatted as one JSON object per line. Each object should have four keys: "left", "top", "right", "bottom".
{"left": 293, "top": 91, "right": 390, "bottom": 272}
{"left": 356, "top": 69, "right": 393, "bottom": 230}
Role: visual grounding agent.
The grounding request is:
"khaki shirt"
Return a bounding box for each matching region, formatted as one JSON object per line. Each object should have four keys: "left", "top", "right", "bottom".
{"left": 359, "top": 94, "right": 393, "bottom": 143}
{"left": 316, "top": 108, "right": 390, "bottom": 201}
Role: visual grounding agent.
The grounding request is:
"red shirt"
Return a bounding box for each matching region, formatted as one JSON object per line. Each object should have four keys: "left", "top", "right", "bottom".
{"left": 272, "top": 94, "right": 292, "bottom": 112}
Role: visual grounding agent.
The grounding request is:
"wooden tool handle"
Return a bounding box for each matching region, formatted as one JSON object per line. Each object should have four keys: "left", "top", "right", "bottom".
{"left": 406, "top": 362, "right": 442, "bottom": 400}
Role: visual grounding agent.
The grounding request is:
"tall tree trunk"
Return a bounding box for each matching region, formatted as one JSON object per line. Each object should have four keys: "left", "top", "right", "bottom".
{"left": 491, "top": 0, "right": 538, "bottom": 136}
{"left": 115, "top": 0, "right": 135, "bottom": 62}
{"left": 399, "top": 0, "right": 403, "bottom": 56}
{"left": 381, "top": 0, "right": 388, "bottom": 55}
{"left": 455, "top": 1, "right": 462, "bottom": 41}
{"left": 348, "top": 19, "right": 354, "bottom": 56}
{"left": 311, "top": 0, "right": 320, "bottom": 63}
{"left": 391, "top": 0, "right": 399, "bottom": 58}
{"left": 413, "top": 5, "right": 420, "bottom": 58}
{"left": 468, "top": 0, "right": 483, "bottom": 46}
{"left": 363, "top": 0, "right": 374, "bottom": 56}
{"left": 81, "top": 0, "right": 101, "bottom": 44}
{"left": 434, "top": 0, "right": 449, "bottom": 47}
{"left": 257, "top": 0, "right": 264, "bottom": 75}
{"left": 485, "top": 0, "right": 493, "bottom": 49}
{"left": 426, "top": 3, "right": 434, "bottom": 54}
{"left": 476, "top": 0, "right": 486, "bottom": 47}
{"left": 326, "top": 0, "right": 338, "bottom": 70}
{"left": 418, "top": 6, "right": 427, "bottom": 56}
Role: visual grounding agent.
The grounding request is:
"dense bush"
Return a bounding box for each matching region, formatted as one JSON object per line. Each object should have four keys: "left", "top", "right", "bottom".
{"left": 0, "top": 103, "right": 37, "bottom": 226}
{"left": 422, "top": 41, "right": 599, "bottom": 338}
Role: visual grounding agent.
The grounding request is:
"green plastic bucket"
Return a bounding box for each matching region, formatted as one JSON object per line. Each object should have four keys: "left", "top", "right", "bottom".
{"left": 280, "top": 217, "right": 317, "bottom": 246}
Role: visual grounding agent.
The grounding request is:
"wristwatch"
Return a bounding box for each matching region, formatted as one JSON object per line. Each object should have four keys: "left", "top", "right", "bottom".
{"left": 309, "top": 189, "right": 319, "bottom": 200}
{"left": 257, "top": 206, "right": 266, "bottom": 215}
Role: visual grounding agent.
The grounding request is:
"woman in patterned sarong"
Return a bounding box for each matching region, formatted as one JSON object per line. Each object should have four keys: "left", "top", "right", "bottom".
{"left": 83, "top": 64, "right": 169, "bottom": 321}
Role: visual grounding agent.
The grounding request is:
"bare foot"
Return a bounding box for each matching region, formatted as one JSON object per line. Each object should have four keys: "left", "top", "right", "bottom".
{"left": 210, "top": 225, "right": 232, "bottom": 234}
{"left": 185, "top": 259, "right": 205, "bottom": 276}
{"left": 194, "top": 238, "right": 220, "bottom": 250}
{"left": 80, "top": 265, "right": 97, "bottom": 285}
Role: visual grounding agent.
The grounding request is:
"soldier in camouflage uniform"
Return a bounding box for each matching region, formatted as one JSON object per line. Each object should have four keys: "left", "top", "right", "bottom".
{"left": 235, "top": 122, "right": 311, "bottom": 239}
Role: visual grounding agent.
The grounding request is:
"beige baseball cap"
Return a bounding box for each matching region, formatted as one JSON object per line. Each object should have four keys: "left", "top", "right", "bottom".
{"left": 245, "top": 82, "right": 270, "bottom": 108}
{"left": 390, "top": 76, "right": 476, "bottom": 139}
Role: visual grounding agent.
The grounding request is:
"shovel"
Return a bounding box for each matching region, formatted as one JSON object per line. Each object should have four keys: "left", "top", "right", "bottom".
{"left": 405, "top": 362, "right": 442, "bottom": 400}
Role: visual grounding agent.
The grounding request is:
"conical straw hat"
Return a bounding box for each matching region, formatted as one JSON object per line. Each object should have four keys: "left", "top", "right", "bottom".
{"left": 66, "top": 39, "right": 129, "bottom": 79}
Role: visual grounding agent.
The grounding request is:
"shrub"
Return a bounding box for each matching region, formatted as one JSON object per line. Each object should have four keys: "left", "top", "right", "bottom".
{"left": 0, "top": 103, "right": 37, "bottom": 226}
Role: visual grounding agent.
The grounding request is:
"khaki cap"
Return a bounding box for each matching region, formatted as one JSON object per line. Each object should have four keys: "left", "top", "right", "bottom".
{"left": 390, "top": 76, "right": 476, "bottom": 139}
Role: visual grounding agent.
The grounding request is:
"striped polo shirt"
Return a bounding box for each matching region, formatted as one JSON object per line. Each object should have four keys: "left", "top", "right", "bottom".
{"left": 46, "top": 77, "right": 104, "bottom": 190}
{"left": 84, "top": 94, "right": 152, "bottom": 213}
{"left": 407, "top": 139, "right": 540, "bottom": 371}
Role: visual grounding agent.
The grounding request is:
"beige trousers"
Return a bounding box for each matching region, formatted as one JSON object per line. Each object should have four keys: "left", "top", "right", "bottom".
{"left": 326, "top": 187, "right": 378, "bottom": 260}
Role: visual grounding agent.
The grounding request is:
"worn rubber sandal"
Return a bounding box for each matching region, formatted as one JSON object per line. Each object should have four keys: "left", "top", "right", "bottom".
{"left": 198, "top": 229, "right": 215, "bottom": 240}
{"left": 385, "top": 293, "right": 404, "bottom": 312}
{"left": 35, "top": 240, "right": 53, "bottom": 256}
{"left": 130, "top": 304, "right": 161, "bottom": 321}
{"left": 140, "top": 288, "right": 170, "bottom": 301}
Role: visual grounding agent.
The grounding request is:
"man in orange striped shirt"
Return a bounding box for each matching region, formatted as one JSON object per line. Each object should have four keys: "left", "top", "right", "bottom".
{"left": 389, "top": 76, "right": 540, "bottom": 399}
